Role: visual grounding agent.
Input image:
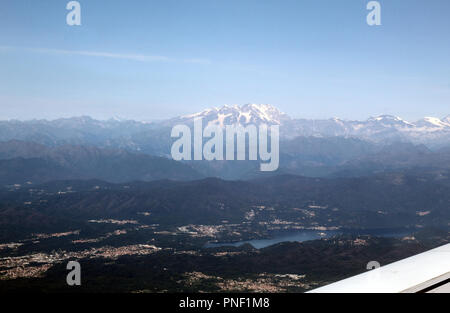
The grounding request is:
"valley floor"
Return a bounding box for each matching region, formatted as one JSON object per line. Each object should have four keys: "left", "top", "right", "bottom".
{"left": 0, "top": 223, "right": 448, "bottom": 293}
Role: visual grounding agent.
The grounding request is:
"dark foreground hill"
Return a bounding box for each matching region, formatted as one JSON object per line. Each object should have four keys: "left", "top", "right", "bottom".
{"left": 1, "top": 171, "right": 449, "bottom": 241}
{"left": 0, "top": 141, "right": 202, "bottom": 185}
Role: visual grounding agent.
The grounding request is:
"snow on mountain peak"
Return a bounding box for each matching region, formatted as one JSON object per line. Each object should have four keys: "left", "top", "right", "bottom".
{"left": 172, "top": 105, "right": 450, "bottom": 143}
{"left": 367, "top": 115, "right": 415, "bottom": 127}
{"left": 416, "top": 117, "right": 450, "bottom": 129}
{"left": 180, "top": 104, "right": 289, "bottom": 126}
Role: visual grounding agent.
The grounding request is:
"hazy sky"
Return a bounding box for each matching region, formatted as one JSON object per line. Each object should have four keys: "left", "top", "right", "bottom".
{"left": 0, "top": 0, "right": 449, "bottom": 121}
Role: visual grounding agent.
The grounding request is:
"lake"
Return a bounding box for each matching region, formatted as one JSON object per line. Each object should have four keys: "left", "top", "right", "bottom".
{"left": 205, "top": 228, "right": 413, "bottom": 249}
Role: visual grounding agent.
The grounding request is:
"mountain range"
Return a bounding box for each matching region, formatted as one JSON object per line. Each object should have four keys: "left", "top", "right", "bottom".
{"left": 1, "top": 104, "right": 450, "bottom": 150}
{"left": 0, "top": 104, "right": 449, "bottom": 182}
{"left": 0, "top": 141, "right": 202, "bottom": 185}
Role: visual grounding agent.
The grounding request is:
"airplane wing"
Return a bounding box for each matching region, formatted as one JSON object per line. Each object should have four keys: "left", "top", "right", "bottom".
{"left": 308, "top": 243, "right": 450, "bottom": 293}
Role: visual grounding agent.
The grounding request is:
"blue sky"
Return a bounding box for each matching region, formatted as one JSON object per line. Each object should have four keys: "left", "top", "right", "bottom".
{"left": 0, "top": 0, "right": 449, "bottom": 121}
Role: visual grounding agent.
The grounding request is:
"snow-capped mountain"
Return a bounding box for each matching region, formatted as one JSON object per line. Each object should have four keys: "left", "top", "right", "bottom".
{"left": 366, "top": 115, "right": 415, "bottom": 128}
{"left": 165, "top": 104, "right": 290, "bottom": 127}
{"left": 283, "top": 114, "right": 450, "bottom": 143}
{"left": 160, "top": 104, "right": 450, "bottom": 146}
{"left": 415, "top": 117, "right": 450, "bottom": 129}
{"left": 0, "top": 104, "right": 449, "bottom": 149}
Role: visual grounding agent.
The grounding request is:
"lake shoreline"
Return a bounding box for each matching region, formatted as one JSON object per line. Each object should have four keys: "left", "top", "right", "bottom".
{"left": 205, "top": 227, "right": 417, "bottom": 249}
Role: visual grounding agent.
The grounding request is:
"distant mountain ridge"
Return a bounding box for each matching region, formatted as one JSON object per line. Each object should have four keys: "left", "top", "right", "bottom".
{"left": 163, "top": 104, "right": 450, "bottom": 136}
{"left": 163, "top": 103, "right": 290, "bottom": 127}
{"left": 2, "top": 138, "right": 450, "bottom": 182}
{"left": 1, "top": 104, "right": 449, "bottom": 152}
{"left": 0, "top": 141, "right": 202, "bottom": 185}
{"left": 2, "top": 104, "right": 449, "bottom": 142}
